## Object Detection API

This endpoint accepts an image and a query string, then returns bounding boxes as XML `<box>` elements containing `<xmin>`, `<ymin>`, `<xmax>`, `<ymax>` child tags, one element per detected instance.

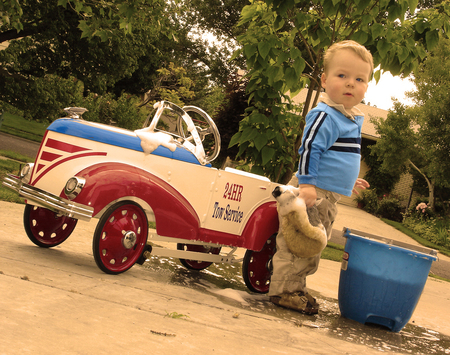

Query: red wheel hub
<box><xmin>95</xmin><ymin>203</ymin><xmax>148</xmax><ymax>274</ymax></box>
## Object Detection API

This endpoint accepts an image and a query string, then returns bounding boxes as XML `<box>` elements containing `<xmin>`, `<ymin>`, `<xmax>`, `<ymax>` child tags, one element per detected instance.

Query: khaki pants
<box><xmin>268</xmin><ymin>188</ymin><xmax>340</xmax><ymax>296</ymax></box>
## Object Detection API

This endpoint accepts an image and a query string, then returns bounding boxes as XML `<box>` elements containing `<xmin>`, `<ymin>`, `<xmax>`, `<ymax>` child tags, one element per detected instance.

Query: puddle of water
<box><xmin>141</xmin><ymin>253</ymin><xmax>450</xmax><ymax>355</ymax></box>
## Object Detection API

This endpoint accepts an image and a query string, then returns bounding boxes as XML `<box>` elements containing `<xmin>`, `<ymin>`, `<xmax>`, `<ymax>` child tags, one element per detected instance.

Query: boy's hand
<box><xmin>352</xmin><ymin>178</ymin><xmax>370</xmax><ymax>194</ymax></box>
<box><xmin>299</xmin><ymin>184</ymin><xmax>317</xmax><ymax>207</ymax></box>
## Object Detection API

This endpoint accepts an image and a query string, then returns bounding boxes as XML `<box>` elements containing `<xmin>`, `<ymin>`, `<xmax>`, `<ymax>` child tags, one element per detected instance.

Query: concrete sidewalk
<box><xmin>1</xmin><ymin>201</ymin><xmax>450</xmax><ymax>354</ymax></box>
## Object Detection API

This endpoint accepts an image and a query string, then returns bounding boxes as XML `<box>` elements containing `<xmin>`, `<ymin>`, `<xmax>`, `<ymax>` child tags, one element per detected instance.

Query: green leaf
<box><xmin>292</xmin><ymin>57</ymin><xmax>305</xmax><ymax>77</ymax></box>
<box><xmin>274</xmin><ymin>16</ymin><xmax>285</xmax><ymax>31</ymax></box>
<box><xmin>276</xmin><ymin>0</ymin><xmax>295</xmax><ymax>16</ymax></box>
<box><xmin>387</xmin><ymin>3</ymin><xmax>402</xmax><ymax>21</ymax></box>
<box><xmin>407</xmin><ymin>0</ymin><xmax>419</xmax><ymax>12</ymax></box>
<box><xmin>371</xmin><ymin>23</ymin><xmax>385</xmax><ymax>39</ymax></box>
<box><xmin>261</xmin><ymin>146</ymin><xmax>275</xmax><ymax>165</ymax></box>
<box><xmin>377</xmin><ymin>40</ymin><xmax>390</xmax><ymax>59</ymax></box>
<box><xmin>78</xmin><ymin>20</ymin><xmax>91</xmax><ymax>38</ymax></box>
<box><xmin>285</xmin><ymin>67</ymin><xmax>297</xmax><ymax>91</ymax></box>
<box><xmin>273</xmin><ymin>79</ymin><xmax>284</xmax><ymax>92</ymax></box>
<box><xmin>246</xmin><ymin>78</ymin><xmax>260</xmax><ymax>95</ymax></box>
<box><xmin>239</xmin><ymin>5</ymin><xmax>257</xmax><ymax>25</ymax></box>
<box><xmin>244</xmin><ymin>44</ymin><xmax>257</xmax><ymax>59</ymax></box>
<box><xmin>397</xmin><ymin>46</ymin><xmax>409</xmax><ymax>64</ymax></box>
<box><xmin>237</xmin><ymin>141</ymin><xmax>249</xmax><ymax>157</ymax></box>
<box><xmin>258</xmin><ymin>41</ymin><xmax>271</xmax><ymax>60</ymax></box>
<box><xmin>277</xmin><ymin>51</ymin><xmax>290</xmax><ymax>66</ymax></box>
<box><xmin>356</xmin><ymin>0</ymin><xmax>372</xmax><ymax>13</ymax></box>
<box><xmin>290</xmin><ymin>47</ymin><xmax>301</xmax><ymax>60</ymax></box>
<box><xmin>425</xmin><ymin>30</ymin><xmax>439</xmax><ymax>51</ymax></box>
<box><xmin>99</xmin><ymin>31</ymin><xmax>109</xmax><ymax>42</ymax></box>
<box><xmin>266</xmin><ymin>89</ymin><xmax>281</xmax><ymax>98</ymax></box>
<box><xmin>241</xmin><ymin>126</ymin><xmax>259</xmax><ymax>142</ymax></box>
<box><xmin>322</xmin><ymin>1</ymin><xmax>337</xmax><ymax>16</ymax></box>
<box><xmin>249</xmin><ymin>113</ymin><xmax>269</xmax><ymax>125</ymax></box>
<box><xmin>352</xmin><ymin>31</ymin><xmax>368</xmax><ymax>44</ymax></box>
<box><xmin>416</xmin><ymin>45</ymin><xmax>427</xmax><ymax>60</ymax></box>
<box><xmin>415</xmin><ymin>20</ymin><xmax>427</xmax><ymax>34</ymax></box>
<box><xmin>230</xmin><ymin>48</ymin><xmax>243</xmax><ymax>61</ymax></box>
<box><xmin>75</xmin><ymin>1</ymin><xmax>84</xmax><ymax>12</ymax></box>
<box><xmin>266</xmin><ymin>65</ymin><xmax>282</xmax><ymax>85</ymax></box>
<box><xmin>373</xmin><ymin>69</ymin><xmax>381</xmax><ymax>83</ymax></box>
<box><xmin>229</xmin><ymin>132</ymin><xmax>242</xmax><ymax>148</ymax></box>
<box><xmin>254</xmin><ymin>133</ymin><xmax>268</xmax><ymax>151</ymax></box>
<box><xmin>250</xmin><ymin>165</ymin><xmax>265</xmax><ymax>176</ymax></box>
<box><xmin>271</xmin><ymin>105</ymin><xmax>282</xmax><ymax>116</ymax></box>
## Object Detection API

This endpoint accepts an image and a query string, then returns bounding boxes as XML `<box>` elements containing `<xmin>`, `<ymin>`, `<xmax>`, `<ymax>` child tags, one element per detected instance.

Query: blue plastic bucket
<box><xmin>338</xmin><ymin>228</ymin><xmax>437</xmax><ymax>332</ymax></box>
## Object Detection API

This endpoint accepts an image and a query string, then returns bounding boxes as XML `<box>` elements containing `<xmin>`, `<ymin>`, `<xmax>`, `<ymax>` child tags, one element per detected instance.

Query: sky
<box><xmin>364</xmin><ymin>70</ymin><xmax>416</xmax><ymax>111</ymax></box>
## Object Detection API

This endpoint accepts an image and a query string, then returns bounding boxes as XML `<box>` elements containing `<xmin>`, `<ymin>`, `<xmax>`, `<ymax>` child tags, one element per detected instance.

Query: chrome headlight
<box><xmin>64</xmin><ymin>176</ymin><xmax>86</xmax><ymax>200</ymax></box>
<box><xmin>20</xmin><ymin>163</ymin><xmax>34</xmax><ymax>184</ymax></box>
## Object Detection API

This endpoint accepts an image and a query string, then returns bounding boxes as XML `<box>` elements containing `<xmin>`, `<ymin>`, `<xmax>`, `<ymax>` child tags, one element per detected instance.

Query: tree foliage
<box><xmin>371</xmin><ymin>37</ymin><xmax>450</xmax><ymax>210</ymax></box>
<box><xmin>213</xmin><ymin>73</ymin><xmax>250</xmax><ymax>168</ymax></box>
<box><xmin>361</xmin><ymin>140</ymin><xmax>401</xmax><ymax>196</ymax></box>
<box><xmin>0</xmin><ymin>0</ymin><xmax>245</xmax><ymax>123</ymax></box>
<box><xmin>0</xmin><ymin>0</ymin><xmax>170</xmax><ymax>114</ymax></box>
<box><xmin>231</xmin><ymin>0</ymin><xmax>450</xmax><ymax>183</ymax></box>
<box><xmin>1</xmin><ymin>0</ymin><xmax>164</xmax><ymax>40</ymax></box>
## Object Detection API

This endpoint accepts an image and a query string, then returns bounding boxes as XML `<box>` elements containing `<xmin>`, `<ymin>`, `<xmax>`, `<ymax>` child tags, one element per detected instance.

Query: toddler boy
<box><xmin>269</xmin><ymin>40</ymin><xmax>373</xmax><ymax>314</ymax></box>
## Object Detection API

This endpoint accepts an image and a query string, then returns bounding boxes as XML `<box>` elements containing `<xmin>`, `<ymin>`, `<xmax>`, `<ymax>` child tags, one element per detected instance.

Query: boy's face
<box><xmin>321</xmin><ymin>49</ymin><xmax>371</xmax><ymax>110</ymax></box>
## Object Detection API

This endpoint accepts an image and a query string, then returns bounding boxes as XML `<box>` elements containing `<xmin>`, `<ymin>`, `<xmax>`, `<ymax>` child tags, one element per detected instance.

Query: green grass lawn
<box><xmin>1</xmin><ymin>111</ymin><xmax>48</xmax><ymax>142</ymax></box>
<box><xmin>0</xmin><ymin>150</ymin><xmax>33</xmax><ymax>204</ymax></box>
<box><xmin>382</xmin><ymin>218</ymin><xmax>450</xmax><ymax>258</ymax></box>
<box><xmin>321</xmin><ymin>241</ymin><xmax>345</xmax><ymax>262</ymax></box>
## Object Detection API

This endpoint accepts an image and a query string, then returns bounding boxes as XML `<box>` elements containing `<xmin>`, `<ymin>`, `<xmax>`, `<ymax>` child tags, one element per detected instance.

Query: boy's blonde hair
<box><xmin>323</xmin><ymin>40</ymin><xmax>374</xmax><ymax>77</ymax></box>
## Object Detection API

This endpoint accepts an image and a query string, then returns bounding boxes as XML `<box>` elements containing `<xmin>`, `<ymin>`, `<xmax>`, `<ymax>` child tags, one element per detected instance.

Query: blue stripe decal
<box><xmin>329</xmin><ymin>137</ymin><xmax>361</xmax><ymax>154</ymax></box>
<box><xmin>335</xmin><ymin>137</ymin><xmax>361</xmax><ymax>144</ymax></box>
<box><xmin>300</xmin><ymin>112</ymin><xmax>327</xmax><ymax>175</ymax></box>
<box><xmin>328</xmin><ymin>145</ymin><xmax>361</xmax><ymax>153</ymax></box>
<box><xmin>47</xmin><ymin>118</ymin><xmax>207</xmax><ymax>165</ymax></box>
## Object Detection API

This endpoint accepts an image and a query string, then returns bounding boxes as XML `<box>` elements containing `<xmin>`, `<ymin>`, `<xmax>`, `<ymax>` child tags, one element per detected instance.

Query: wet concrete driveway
<box><xmin>1</xmin><ymin>200</ymin><xmax>450</xmax><ymax>354</ymax></box>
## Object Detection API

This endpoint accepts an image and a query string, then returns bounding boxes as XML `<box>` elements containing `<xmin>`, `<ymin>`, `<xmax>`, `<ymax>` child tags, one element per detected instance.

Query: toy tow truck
<box><xmin>3</xmin><ymin>101</ymin><xmax>279</xmax><ymax>293</ymax></box>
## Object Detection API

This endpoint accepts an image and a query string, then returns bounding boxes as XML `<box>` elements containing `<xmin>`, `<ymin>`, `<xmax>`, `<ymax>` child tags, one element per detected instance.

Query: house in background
<box><xmin>292</xmin><ymin>89</ymin><xmax>416</xmax><ymax>207</ymax></box>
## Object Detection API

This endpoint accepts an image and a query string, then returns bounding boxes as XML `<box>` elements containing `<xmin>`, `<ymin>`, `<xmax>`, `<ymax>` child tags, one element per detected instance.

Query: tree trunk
<box><xmin>408</xmin><ymin>159</ymin><xmax>435</xmax><ymax>211</ymax></box>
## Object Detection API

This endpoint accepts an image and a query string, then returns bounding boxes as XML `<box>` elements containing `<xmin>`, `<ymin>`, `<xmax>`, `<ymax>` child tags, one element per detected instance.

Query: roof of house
<box><xmin>292</xmin><ymin>88</ymin><xmax>388</xmax><ymax>140</ymax></box>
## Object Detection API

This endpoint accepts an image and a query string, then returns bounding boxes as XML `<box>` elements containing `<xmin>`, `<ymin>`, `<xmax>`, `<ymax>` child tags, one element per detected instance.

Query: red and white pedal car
<box><xmin>3</xmin><ymin>101</ymin><xmax>279</xmax><ymax>293</ymax></box>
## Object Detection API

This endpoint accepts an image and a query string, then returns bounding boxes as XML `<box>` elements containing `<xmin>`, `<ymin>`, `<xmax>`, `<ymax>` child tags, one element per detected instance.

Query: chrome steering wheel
<box><xmin>177</xmin><ymin>105</ymin><xmax>221</xmax><ymax>164</ymax></box>
<box><xmin>149</xmin><ymin>101</ymin><xmax>220</xmax><ymax>165</ymax></box>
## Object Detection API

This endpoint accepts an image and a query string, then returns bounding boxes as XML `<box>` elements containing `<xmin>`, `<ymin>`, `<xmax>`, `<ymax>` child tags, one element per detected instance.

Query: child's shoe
<box><xmin>270</xmin><ymin>291</ymin><xmax>319</xmax><ymax>315</ymax></box>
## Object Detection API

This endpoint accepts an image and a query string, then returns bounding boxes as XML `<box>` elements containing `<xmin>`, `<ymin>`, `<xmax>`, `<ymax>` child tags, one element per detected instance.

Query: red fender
<box><xmin>194</xmin><ymin>202</ymin><xmax>279</xmax><ymax>250</ymax></box>
<box><xmin>65</xmin><ymin>162</ymin><xmax>200</xmax><ymax>240</ymax></box>
<box><xmin>240</xmin><ymin>202</ymin><xmax>279</xmax><ymax>251</ymax></box>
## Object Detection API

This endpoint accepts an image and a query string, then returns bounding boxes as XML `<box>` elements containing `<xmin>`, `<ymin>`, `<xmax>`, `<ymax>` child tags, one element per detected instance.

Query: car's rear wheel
<box><xmin>93</xmin><ymin>201</ymin><xmax>148</xmax><ymax>274</ymax></box>
<box><xmin>23</xmin><ymin>204</ymin><xmax>78</xmax><ymax>248</ymax></box>
<box><xmin>242</xmin><ymin>234</ymin><xmax>277</xmax><ymax>293</ymax></box>
<box><xmin>177</xmin><ymin>243</ymin><xmax>221</xmax><ymax>270</ymax></box>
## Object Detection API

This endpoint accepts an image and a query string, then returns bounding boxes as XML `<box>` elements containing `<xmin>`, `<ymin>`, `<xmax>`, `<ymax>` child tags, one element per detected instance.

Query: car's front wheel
<box><xmin>23</xmin><ymin>204</ymin><xmax>78</xmax><ymax>248</ymax></box>
<box><xmin>93</xmin><ymin>201</ymin><xmax>148</xmax><ymax>274</ymax></box>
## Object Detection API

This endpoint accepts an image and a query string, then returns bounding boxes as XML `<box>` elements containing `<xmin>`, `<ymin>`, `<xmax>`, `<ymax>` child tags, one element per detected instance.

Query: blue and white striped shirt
<box><xmin>296</xmin><ymin>101</ymin><xmax>364</xmax><ymax>196</ymax></box>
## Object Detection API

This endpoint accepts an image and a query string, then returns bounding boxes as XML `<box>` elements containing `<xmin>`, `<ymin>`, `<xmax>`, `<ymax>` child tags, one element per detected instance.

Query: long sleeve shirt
<box><xmin>296</xmin><ymin>93</ymin><xmax>364</xmax><ymax>196</ymax></box>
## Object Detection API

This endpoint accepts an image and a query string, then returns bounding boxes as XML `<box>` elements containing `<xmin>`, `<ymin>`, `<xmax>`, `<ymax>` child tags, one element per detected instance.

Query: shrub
<box><xmin>355</xmin><ymin>189</ymin><xmax>403</xmax><ymax>221</ymax></box>
<box><xmin>407</xmin><ymin>199</ymin><xmax>434</xmax><ymax>221</ymax></box>
<box><xmin>436</xmin><ymin>225</ymin><xmax>450</xmax><ymax>247</ymax></box>
<box><xmin>81</xmin><ymin>93</ymin><xmax>148</xmax><ymax>130</ymax></box>
<box><xmin>357</xmin><ymin>188</ymin><xmax>379</xmax><ymax>214</ymax></box>
<box><xmin>377</xmin><ymin>195</ymin><xmax>403</xmax><ymax>221</ymax></box>
<box><xmin>403</xmin><ymin>216</ymin><xmax>450</xmax><ymax>248</ymax></box>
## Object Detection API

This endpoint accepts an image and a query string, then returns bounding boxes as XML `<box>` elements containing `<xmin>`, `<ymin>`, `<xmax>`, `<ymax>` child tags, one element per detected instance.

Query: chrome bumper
<box><xmin>2</xmin><ymin>174</ymin><xmax>93</xmax><ymax>221</ymax></box>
